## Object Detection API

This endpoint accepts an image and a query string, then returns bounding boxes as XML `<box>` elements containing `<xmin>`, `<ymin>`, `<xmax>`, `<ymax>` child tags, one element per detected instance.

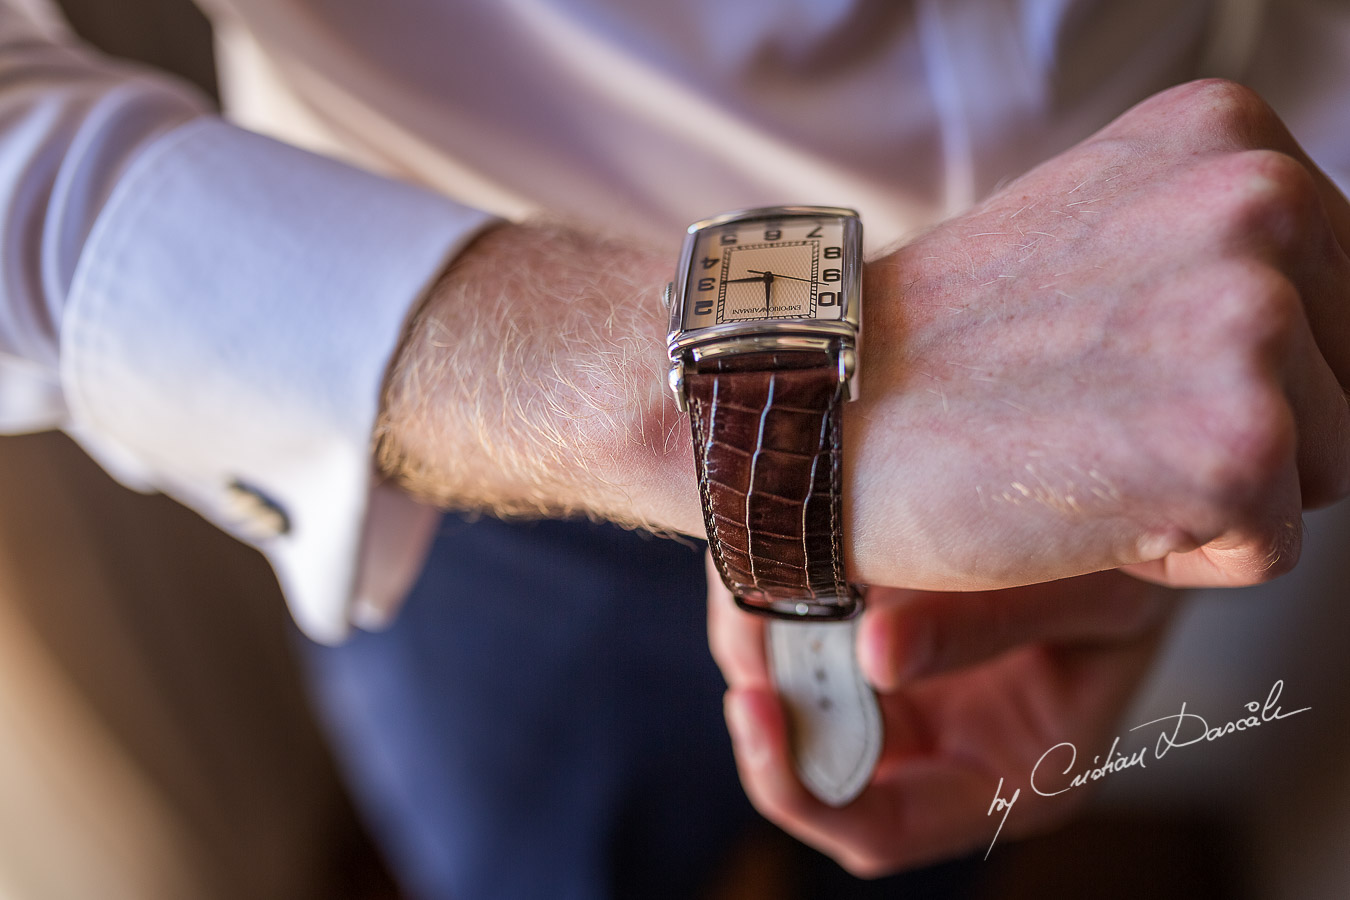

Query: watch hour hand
<box><xmin>725</xmin><ymin>274</ymin><xmax>768</xmax><ymax>284</ymax></box>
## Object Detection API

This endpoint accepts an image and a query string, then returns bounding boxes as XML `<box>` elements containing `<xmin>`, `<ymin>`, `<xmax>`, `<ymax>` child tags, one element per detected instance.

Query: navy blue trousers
<box><xmin>299</xmin><ymin>515</ymin><xmax>981</xmax><ymax>899</ymax></box>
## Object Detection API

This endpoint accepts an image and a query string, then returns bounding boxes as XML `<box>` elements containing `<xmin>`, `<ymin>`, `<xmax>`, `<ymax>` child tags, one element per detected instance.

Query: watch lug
<box><xmin>667</xmin><ymin>360</ymin><xmax>688</xmax><ymax>412</ymax></box>
<box><xmin>839</xmin><ymin>345</ymin><xmax>859</xmax><ymax>401</ymax></box>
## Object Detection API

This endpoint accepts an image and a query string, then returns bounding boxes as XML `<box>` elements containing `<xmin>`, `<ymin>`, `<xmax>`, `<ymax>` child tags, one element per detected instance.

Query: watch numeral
<box><xmin>694</xmin><ymin>299</ymin><xmax>714</xmax><ymax>316</ymax></box>
<box><xmin>720</xmin><ymin>233</ymin><xmax>737</xmax><ymax>245</ymax></box>
<box><xmin>806</xmin><ymin>225</ymin><xmax>823</xmax><ymax>238</ymax></box>
<box><xmin>701</xmin><ymin>256</ymin><xmax>719</xmax><ymax>269</ymax></box>
<box><xmin>822</xmin><ymin>268</ymin><xmax>841</xmax><ymax>282</ymax></box>
<box><xmin>764</xmin><ymin>228</ymin><xmax>782</xmax><ymax>241</ymax></box>
<box><xmin>698</xmin><ymin>277</ymin><xmax>716</xmax><ymax>291</ymax></box>
<box><xmin>823</xmin><ymin>246</ymin><xmax>842</xmax><ymax>259</ymax></box>
<box><xmin>817</xmin><ymin>291</ymin><xmax>839</xmax><ymax>307</ymax></box>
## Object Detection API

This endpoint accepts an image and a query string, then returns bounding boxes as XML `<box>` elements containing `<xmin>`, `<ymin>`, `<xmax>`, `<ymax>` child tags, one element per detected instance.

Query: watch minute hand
<box><xmin>748</xmin><ymin>269</ymin><xmax>815</xmax><ymax>284</ymax></box>
<box><xmin>725</xmin><ymin>274</ymin><xmax>768</xmax><ymax>284</ymax></box>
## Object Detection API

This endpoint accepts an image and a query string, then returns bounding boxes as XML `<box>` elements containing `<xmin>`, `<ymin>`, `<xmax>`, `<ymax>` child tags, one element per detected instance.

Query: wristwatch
<box><xmin>664</xmin><ymin>206</ymin><xmax>864</xmax><ymax>619</ymax></box>
<box><xmin>664</xmin><ymin>206</ymin><xmax>881</xmax><ymax>805</ymax></box>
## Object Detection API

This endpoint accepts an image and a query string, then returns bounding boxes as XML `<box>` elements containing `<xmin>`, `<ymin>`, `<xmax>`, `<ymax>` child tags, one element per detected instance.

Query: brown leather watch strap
<box><xmin>686</xmin><ymin>351</ymin><xmax>861</xmax><ymax>619</ymax></box>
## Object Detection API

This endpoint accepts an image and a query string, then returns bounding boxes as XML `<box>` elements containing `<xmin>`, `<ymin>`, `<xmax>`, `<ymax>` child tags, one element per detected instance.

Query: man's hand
<box><xmin>846</xmin><ymin>78</ymin><xmax>1350</xmax><ymax>591</ymax></box>
<box><xmin>708</xmin><ymin>560</ymin><xmax>1177</xmax><ymax>876</ymax></box>
<box><xmin>378</xmin><ymin>79</ymin><xmax>1350</xmax><ymax>591</ymax></box>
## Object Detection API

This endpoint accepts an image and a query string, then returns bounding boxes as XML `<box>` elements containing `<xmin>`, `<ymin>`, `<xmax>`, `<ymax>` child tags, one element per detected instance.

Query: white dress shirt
<box><xmin>1</xmin><ymin>0</ymin><xmax>1347</xmax><ymax>642</ymax></box>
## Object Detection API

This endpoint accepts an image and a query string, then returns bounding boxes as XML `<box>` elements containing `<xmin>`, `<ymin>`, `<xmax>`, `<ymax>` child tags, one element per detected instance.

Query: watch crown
<box><xmin>661</xmin><ymin>281</ymin><xmax>674</xmax><ymax>310</ymax></box>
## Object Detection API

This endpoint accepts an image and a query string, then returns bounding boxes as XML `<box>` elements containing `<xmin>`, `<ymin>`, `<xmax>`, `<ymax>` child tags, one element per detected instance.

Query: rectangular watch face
<box><xmin>680</xmin><ymin>211</ymin><xmax>855</xmax><ymax>331</ymax></box>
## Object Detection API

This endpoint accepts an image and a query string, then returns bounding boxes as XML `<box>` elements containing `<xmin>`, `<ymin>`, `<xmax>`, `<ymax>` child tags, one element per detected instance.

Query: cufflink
<box><xmin>224</xmin><ymin>478</ymin><xmax>291</xmax><ymax>540</ymax></box>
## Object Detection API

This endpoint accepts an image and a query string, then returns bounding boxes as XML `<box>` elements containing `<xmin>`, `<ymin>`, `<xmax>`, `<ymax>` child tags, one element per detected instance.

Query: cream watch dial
<box><xmin>680</xmin><ymin>214</ymin><xmax>849</xmax><ymax>329</ymax></box>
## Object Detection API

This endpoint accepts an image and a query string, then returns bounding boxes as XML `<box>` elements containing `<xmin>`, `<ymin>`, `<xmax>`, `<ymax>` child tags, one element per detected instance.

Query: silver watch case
<box><xmin>664</xmin><ymin>206</ymin><xmax>863</xmax><ymax>411</ymax></box>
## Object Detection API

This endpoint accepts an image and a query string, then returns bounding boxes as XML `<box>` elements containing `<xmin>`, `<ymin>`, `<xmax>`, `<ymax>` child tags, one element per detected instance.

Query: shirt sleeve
<box><xmin>0</xmin><ymin>2</ymin><xmax>497</xmax><ymax>642</ymax></box>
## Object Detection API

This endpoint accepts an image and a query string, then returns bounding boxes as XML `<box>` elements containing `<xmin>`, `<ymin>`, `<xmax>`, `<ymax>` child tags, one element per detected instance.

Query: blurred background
<box><xmin>2</xmin><ymin>1</ymin><xmax>1347</xmax><ymax>898</ymax></box>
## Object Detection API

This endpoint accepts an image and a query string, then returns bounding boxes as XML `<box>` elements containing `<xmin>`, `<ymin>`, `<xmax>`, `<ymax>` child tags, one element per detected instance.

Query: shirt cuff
<box><xmin>61</xmin><ymin>117</ymin><xmax>495</xmax><ymax>643</ymax></box>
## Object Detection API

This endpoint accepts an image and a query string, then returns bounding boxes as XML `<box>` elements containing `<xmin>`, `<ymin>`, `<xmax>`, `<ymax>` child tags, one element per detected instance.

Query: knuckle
<box><xmin>1208</xmin><ymin>150</ymin><xmax>1321</xmax><ymax>249</ymax></box>
<box><xmin>1174</xmin><ymin>78</ymin><xmax>1277</xmax><ymax>139</ymax></box>
<box><xmin>1136</xmin><ymin>524</ymin><xmax>1202</xmax><ymax>562</ymax></box>
<box><xmin>1208</xmin><ymin>263</ymin><xmax>1302</xmax><ymax>354</ymax></box>
<box><xmin>1193</xmin><ymin>382</ymin><xmax>1295</xmax><ymax>511</ymax></box>
<box><xmin>1149</xmin><ymin>266</ymin><xmax>1302</xmax><ymax>551</ymax></box>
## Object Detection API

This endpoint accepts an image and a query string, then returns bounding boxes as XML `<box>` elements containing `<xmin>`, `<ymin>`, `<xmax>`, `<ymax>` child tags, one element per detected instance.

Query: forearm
<box><xmin>379</xmin><ymin>81</ymin><xmax>1350</xmax><ymax>598</ymax></box>
<box><xmin>377</xmin><ymin>222</ymin><xmax>704</xmax><ymax>534</ymax></box>
<box><xmin>0</xmin><ymin>0</ymin><xmax>504</xmax><ymax>640</ymax></box>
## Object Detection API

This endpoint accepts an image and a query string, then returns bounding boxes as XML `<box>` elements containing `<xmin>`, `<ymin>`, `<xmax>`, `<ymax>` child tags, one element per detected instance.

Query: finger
<box><xmin>727</xmin><ymin>685</ymin><xmax>1050</xmax><ymax>875</ymax></box>
<box><xmin>873</xmin><ymin>620</ymin><xmax>1173</xmax><ymax>869</ymax></box>
<box><xmin>1103</xmin><ymin>81</ymin><xmax>1350</xmax><ymax>243</ymax></box>
<box><xmin>1256</xmin><ymin>105</ymin><xmax>1350</xmax><ymax>268</ymax></box>
<box><xmin>705</xmin><ymin>550</ymin><xmax>769</xmax><ymax>688</ymax></box>
<box><xmin>724</xmin><ymin>687</ymin><xmax>835</xmax><ymax>825</ymax></box>
<box><xmin>729</xmin><ymin>594</ymin><xmax>1175</xmax><ymax>876</ymax></box>
<box><xmin>1242</xmin><ymin>143</ymin><xmax>1350</xmax><ymax>390</ymax></box>
<box><xmin>1123</xmin><ymin>334</ymin><xmax>1309</xmax><ymax>589</ymax></box>
<box><xmin>1226</xmin><ymin>130</ymin><xmax>1350</xmax><ymax>508</ymax></box>
<box><xmin>1121</xmin><ymin>454</ymin><xmax>1303</xmax><ymax>588</ymax></box>
<box><xmin>1174</xmin><ymin>256</ymin><xmax>1350</xmax><ymax>513</ymax></box>
<box><xmin>856</xmin><ymin>574</ymin><xmax>1176</xmax><ymax>691</ymax></box>
<box><xmin>837</xmin><ymin>761</ymin><xmax>1005</xmax><ymax>875</ymax></box>
<box><xmin>1198</xmin><ymin>83</ymin><xmax>1350</xmax><ymax>382</ymax></box>
<box><xmin>1121</xmin><ymin>510</ymin><xmax>1303</xmax><ymax>588</ymax></box>
<box><xmin>1169</xmin><ymin>184</ymin><xmax>1350</xmax><ymax>510</ymax></box>
<box><xmin>718</xmin><ymin>685</ymin><xmax>939</xmax><ymax>874</ymax></box>
<box><xmin>1283</xmin><ymin>307</ymin><xmax>1350</xmax><ymax>507</ymax></box>
<box><xmin>1101</xmin><ymin>81</ymin><xmax>1350</xmax><ymax>386</ymax></box>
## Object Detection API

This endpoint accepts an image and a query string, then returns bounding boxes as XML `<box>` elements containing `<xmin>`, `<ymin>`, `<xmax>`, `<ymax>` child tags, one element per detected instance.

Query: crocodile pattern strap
<box><xmin>686</xmin><ymin>352</ymin><xmax>861</xmax><ymax>619</ymax></box>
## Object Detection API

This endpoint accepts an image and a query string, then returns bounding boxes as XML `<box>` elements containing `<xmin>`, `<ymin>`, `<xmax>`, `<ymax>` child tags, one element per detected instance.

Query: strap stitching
<box><xmin>691</xmin><ymin>390</ymin><xmax>736</xmax><ymax>593</ymax></box>
<box><xmin>829</xmin><ymin>407</ymin><xmax>846</xmax><ymax>598</ymax></box>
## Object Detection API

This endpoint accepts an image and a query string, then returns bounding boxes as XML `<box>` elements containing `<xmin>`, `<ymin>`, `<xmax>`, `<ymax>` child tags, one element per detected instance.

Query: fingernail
<box><xmin>725</xmin><ymin>693</ymin><xmax>769</xmax><ymax>767</ymax></box>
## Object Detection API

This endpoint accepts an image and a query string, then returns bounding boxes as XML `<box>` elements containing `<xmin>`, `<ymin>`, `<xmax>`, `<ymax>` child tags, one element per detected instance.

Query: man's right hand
<box><xmin>843</xmin><ymin>78</ymin><xmax>1350</xmax><ymax>592</ymax></box>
